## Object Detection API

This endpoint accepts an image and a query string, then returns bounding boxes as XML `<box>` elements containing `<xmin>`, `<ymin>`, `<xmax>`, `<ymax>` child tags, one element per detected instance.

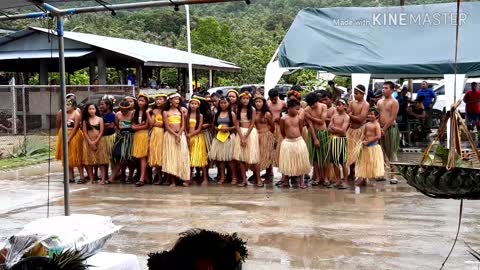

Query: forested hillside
<box><xmin>0</xmin><ymin>0</ymin><xmax>457</xmax><ymax>86</ymax></box>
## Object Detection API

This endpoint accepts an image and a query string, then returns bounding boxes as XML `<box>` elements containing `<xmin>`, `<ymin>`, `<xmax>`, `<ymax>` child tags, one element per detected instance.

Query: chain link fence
<box><xmin>0</xmin><ymin>82</ymin><xmax>136</xmax><ymax>159</ymax></box>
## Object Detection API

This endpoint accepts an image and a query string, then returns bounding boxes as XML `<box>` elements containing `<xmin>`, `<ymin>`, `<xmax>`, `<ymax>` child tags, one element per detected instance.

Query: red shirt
<box><xmin>465</xmin><ymin>90</ymin><xmax>480</xmax><ymax>113</ymax></box>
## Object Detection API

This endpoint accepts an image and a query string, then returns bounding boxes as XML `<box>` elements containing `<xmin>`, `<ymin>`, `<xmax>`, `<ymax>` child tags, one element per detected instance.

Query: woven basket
<box><xmin>393</xmin><ymin>100</ymin><xmax>480</xmax><ymax>200</ymax></box>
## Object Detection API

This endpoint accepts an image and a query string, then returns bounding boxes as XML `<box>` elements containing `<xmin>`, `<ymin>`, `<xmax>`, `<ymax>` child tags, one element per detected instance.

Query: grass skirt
<box><xmin>330</xmin><ymin>136</ymin><xmax>348</xmax><ymax>165</ymax></box>
<box><xmin>112</xmin><ymin>129</ymin><xmax>134</xmax><ymax>162</ymax></box>
<box><xmin>302</xmin><ymin>126</ymin><xmax>308</xmax><ymax>143</ymax></box>
<box><xmin>190</xmin><ymin>133</ymin><xmax>208</xmax><ymax>167</ymax></box>
<box><xmin>55</xmin><ymin>129</ymin><xmax>83</xmax><ymax>168</ymax></box>
<box><xmin>233</xmin><ymin>127</ymin><xmax>259</xmax><ymax>164</ymax></box>
<box><xmin>202</xmin><ymin>129</ymin><xmax>213</xmax><ymax>153</ymax></box>
<box><xmin>209</xmin><ymin>134</ymin><xmax>234</xmax><ymax>162</ymax></box>
<box><xmin>133</xmin><ymin>130</ymin><xmax>149</xmax><ymax>158</ymax></box>
<box><xmin>82</xmin><ymin>136</ymin><xmax>108</xmax><ymax>166</ymax></box>
<box><xmin>101</xmin><ymin>134</ymin><xmax>116</xmax><ymax>164</ymax></box>
<box><xmin>273</xmin><ymin>123</ymin><xmax>283</xmax><ymax>167</ymax></box>
<box><xmin>278</xmin><ymin>137</ymin><xmax>311</xmax><ymax>176</ymax></box>
<box><xmin>163</xmin><ymin>131</ymin><xmax>191</xmax><ymax>180</ymax></box>
<box><xmin>307</xmin><ymin>130</ymin><xmax>330</xmax><ymax>168</ymax></box>
<box><xmin>356</xmin><ymin>144</ymin><xmax>385</xmax><ymax>178</ymax></box>
<box><xmin>346</xmin><ymin>127</ymin><xmax>364</xmax><ymax>166</ymax></box>
<box><xmin>258</xmin><ymin>130</ymin><xmax>275</xmax><ymax>171</ymax></box>
<box><xmin>149</xmin><ymin>127</ymin><xmax>164</xmax><ymax>167</ymax></box>
<box><xmin>380</xmin><ymin>124</ymin><xmax>400</xmax><ymax>162</ymax></box>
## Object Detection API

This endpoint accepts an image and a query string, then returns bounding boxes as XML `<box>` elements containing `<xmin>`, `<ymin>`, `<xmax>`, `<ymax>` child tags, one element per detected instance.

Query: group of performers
<box><xmin>55</xmin><ymin>82</ymin><xmax>400</xmax><ymax>189</ymax></box>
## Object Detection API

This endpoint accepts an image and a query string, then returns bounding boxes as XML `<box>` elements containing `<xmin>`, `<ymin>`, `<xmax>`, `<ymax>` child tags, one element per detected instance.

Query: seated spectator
<box><xmin>408</xmin><ymin>97</ymin><xmax>426</xmax><ymax>121</ymax></box>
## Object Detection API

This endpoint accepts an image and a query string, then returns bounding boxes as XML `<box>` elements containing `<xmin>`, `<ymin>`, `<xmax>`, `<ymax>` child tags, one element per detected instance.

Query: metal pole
<box><xmin>0</xmin><ymin>0</ymin><xmax>248</xmax><ymax>21</ymax></box>
<box><xmin>209</xmin><ymin>69</ymin><xmax>213</xmax><ymax>88</ymax></box>
<box><xmin>57</xmin><ymin>16</ymin><xmax>70</xmax><ymax>216</ymax></box>
<box><xmin>22</xmin><ymin>86</ymin><xmax>27</xmax><ymax>153</ymax></box>
<box><xmin>186</xmin><ymin>5</ymin><xmax>193</xmax><ymax>99</ymax></box>
<box><xmin>9</xmin><ymin>77</ymin><xmax>17</xmax><ymax>135</ymax></box>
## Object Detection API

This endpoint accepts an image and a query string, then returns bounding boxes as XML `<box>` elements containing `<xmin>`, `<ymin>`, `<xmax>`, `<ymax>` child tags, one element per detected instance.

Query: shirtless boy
<box><xmin>304</xmin><ymin>92</ymin><xmax>329</xmax><ymax>185</ymax></box>
<box><xmin>356</xmin><ymin>107</ymin><xmax>384</xmax><ymax>186</ymax></box>
<box><xmin>346</xmin><ymin>85</ymin><xmax>369</xmax><ymax>180</ymax></box>
<box><xmin>328</xmin><ymin>99</ymin><xmax>350</xmax><ymax>189</ymax></box>
<box><xmin>279</xmin><ymin>99</ymin><xmax>311</xmax><ymax>189</ymax></box>
<box><xmin>267</xmin><ymin>88</ymin><xmax>287</xmax><ymax>176</ymax></box>
<box><xmin>378</xmin><ymin>81</ymin><xmax>400</xmax><ymax>184</ymax></box>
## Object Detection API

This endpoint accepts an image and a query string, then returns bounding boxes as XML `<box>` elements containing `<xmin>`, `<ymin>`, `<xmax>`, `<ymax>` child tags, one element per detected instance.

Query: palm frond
<box><xmin>51</xmin><ymin>249</ymin><xmax>93</xmax><ymax>270</ymax></box>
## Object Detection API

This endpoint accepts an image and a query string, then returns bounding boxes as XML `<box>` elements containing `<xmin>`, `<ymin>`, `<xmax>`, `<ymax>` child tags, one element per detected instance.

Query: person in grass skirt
<box><xmin>109</xmin><ymin>100</ymin><xmax>135</xmax><ymax>184</ymax></box>
<box><xmin>82</xmin><ymin>103</ymin><xmax>107</xmax><ymax>184</ymax></box>
<box><xmin>187</xmin><ymin>97</ymin><xmax>209</xmax><ymax>185</ymax></box>
<box><xmin>162</xmin><ymin>93</ymin><xmax>191</xmax><ymax>186</ymax></box>
<box><xmin>148</xmin><ymin>93</ymin><xmax>168</xmax><ymax>185</ymax></box>
<box><xmin>132</xmin><ymin>93</ymin><xmax>150</xmax><ymax>187</ymax></box>
<box><xmin>55</xmin><ymin>99</ymin><xmax>85</xmax><ymax>183</ymax></box>
<box><xmin>209</xmin><ymin>96</ymin><xmax>237</xmax><ymax>185</ymax></box>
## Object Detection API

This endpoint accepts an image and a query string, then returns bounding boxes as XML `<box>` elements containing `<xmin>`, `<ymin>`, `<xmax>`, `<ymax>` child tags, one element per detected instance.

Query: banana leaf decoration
<box><xmin>393</xmin><ymin>100</ymin><xmax>480</xmax><ymax>200</ymax></box>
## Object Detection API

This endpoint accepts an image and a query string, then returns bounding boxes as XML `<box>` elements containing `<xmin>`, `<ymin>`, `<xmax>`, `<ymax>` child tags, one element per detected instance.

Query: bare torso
<box><xmin>349</xmin><ymin>100</ymin><xmax>369</xmax><ymax>129</ymax></box>
<box><xmin>364</xmin><ymin>120</ymin><xmax>380</xmax><ymax>144</ymax></box>
<box><xmin>329</xmin><ymin>113</ymin><xmax>350</xmax><ymax>136</ymax></box>
<box><xmin>268</xmin><ymin>100</ymin><xmax>286</xmax><ymax>125</ymax></box>
<box><xmin>281</xmin><ymin>114</ymin><xmax>302</xmax><ymax>139</ymax></box>
<box><xmin>306</xmin><ymin>103</ymin><xmax>327</xmax><ymax>131</ymax></box>
<box><xmin>326</xmin><ymin>106</ymin><xmax>337</xmax><ymax>127</ymax></box>
<box><xmin>239</xmin><ymin>108</ymin><xmax>253</xmax><ymax>129</ymax></box>
<box><xmin>378</xmin><ymin>97</ymin><xmax>399</xmax><ymax>128</ymax></box>
<box><xmin>255</xmin><ymin>111</ymin><xmax>272</xmax><ymax>133</ymax></box>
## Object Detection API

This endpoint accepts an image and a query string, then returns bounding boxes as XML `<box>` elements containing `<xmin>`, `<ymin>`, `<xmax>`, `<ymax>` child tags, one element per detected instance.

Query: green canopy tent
<box><xmin>277</xmin><ymin>2</ymin><xmax>480</xmax><ymax>78</ymax></box>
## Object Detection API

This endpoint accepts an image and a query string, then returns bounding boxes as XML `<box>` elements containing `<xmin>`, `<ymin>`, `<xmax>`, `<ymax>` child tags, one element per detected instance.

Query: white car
<box><xmin>402</xmin><ymin>79</ymin><xmax>443</xmax><ymax>100</ymax></box>
<box><xmin>431</xmin><ymin>84</ymin><xmax>466</xmax><ymax>114</ymax></box>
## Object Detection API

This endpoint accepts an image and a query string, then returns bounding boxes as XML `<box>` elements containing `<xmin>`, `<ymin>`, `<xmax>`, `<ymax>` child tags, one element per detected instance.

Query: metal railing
<box><xmin>0</xmin><ymin>82</ymin><xmax>136</xmax><ymax>159</ymax></box>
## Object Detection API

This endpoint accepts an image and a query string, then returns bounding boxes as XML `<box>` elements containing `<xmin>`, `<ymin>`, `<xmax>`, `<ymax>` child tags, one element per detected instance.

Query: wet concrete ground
<box><xmin>2</xmin><ymin>156</ymin><xmax>480</xmax><ymax>270</ymax></box>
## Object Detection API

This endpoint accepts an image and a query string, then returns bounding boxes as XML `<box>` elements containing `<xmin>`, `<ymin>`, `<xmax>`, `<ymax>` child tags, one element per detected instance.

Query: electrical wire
<box><xmin>439</xmin><ymin>199</ymin><xmax>464</xmax><ymax>270</ymax></box>
<box><xmin>439</xmin><ymin>1</ymin><xmax>463</xmax><ymax>268</ymax></box>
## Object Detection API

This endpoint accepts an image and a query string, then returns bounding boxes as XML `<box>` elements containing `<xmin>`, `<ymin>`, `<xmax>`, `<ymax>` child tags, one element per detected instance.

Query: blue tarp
<box><xmin>278</xmin><ymin>2</ymin><xmax>480</xmax><ymax>78</ymax></box>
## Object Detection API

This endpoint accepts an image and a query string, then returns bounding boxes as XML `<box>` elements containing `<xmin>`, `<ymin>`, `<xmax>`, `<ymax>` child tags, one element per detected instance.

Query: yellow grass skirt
<box><xmin>233</xmin><ymin>127</ymin><xmax>259</xmax><ymax>164</ymax></box>
<box><xmin>133</xmin><ymin>130</ymin><xmax>149</xmax><ymax>158</ymax></box>
<box><xmin>55</xmin><ymin>129</ymin><xmax>83</xmax><ymax>168</ymax></box>
<box><xmin>346</xmin><ymin>126</ymin><xmax>364</xmax><ymax>166</ymax></box>
<box><xmin>82</xmin><ymin>135</ymin><xmax>108</xmax><ymax>166</ymax></box>
<box><xmin>163</xmin><ymin>131</ymin><xmax>191</xmax><ymax>181</ymax></box>
<box><xmin>101</xmin><ymin>133</ymin><xmax>116</xmax><ymax>164</ymax></box>
<box><xmin>356</xmin><ymin>144</ymin><xmax>385</xmax><ymax>179</ymax></box>
<box><xmin>279</xmin><ymin>137</ymin><xmax>311</xmax><ymax>176</ymax></box>
<box><xmin>208</xmin><ymin>134</ymin><xmax>234</xmax><ymax>162</ymax></box>
<box><xmin>149</xmin><ymin>127</ymin><xmax>164</xmax><ymax>167</ymax></box>
<box><xmin>190</xmin><ymin>133</ymin><xmax>208</xmax><ymax>167</ymax></box>
<box><xmin>258</xmin><ymin>130</ymin><xmax>275</xmax><ymax>171</ymax></box>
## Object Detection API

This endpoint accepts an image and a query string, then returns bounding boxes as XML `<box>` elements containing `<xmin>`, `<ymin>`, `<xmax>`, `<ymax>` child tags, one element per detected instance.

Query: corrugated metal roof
<box><xmin>31</xmin><ymin>27</ymin><xmax>240</xmax><ymax>72</ymax></box>
<box><xmin>0</xmin><ymin>49</ymin><xmax>92</xmax><ymax>60</ymax></box>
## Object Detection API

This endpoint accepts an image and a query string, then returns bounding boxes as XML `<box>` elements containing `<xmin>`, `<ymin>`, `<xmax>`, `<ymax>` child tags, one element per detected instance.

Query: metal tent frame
<box><xmin>0</xmin><ymin>0</ymin><xmax>250</xmax><ymax>216</ymax></box>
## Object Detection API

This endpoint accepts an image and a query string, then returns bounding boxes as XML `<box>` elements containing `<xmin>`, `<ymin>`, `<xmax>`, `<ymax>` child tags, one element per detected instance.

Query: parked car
<box><xmin>207</xmin><ymin>86</ymin><xmax>238</xmax><ymax>96</ymax></box>
<box><xmin>78</xmin><ymin>94</ymin><xmax>126</xmax><ymax>112</ymax></box>
<box><xmin>272</xmin><ymin>84</ymin><xmax>292</xmax><ymax>100</ymax></box>
<box><xmin>402</xmin><ymin>79</ymin><xmax>442</xmax><ymax>100</ymax></box>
